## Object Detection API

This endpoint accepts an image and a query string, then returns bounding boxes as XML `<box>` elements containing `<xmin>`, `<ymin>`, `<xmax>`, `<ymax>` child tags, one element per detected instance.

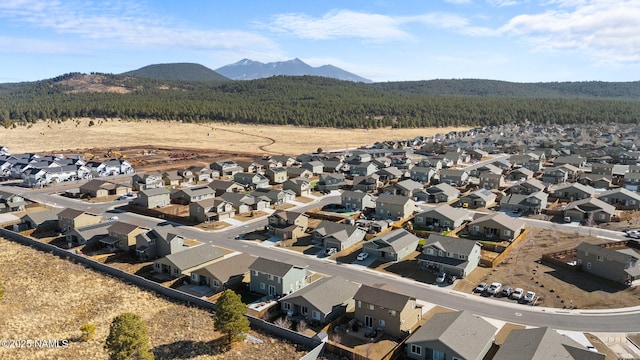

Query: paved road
<box><xmin>3</xmin><ymin>182</ymin><xmax>640</xmax><ymax>332</ymax></box>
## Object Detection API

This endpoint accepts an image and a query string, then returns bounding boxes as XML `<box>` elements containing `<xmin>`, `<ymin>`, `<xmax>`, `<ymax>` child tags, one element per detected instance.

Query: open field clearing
<box><xmin>0</xmin><ymin>238</ymin><xmax>311</xmax><ymax>360</ymax></box>
<box><xmin>0</xmin><ymin>118</ymin><xmax>469</xmax><ymax>155</ymax></box>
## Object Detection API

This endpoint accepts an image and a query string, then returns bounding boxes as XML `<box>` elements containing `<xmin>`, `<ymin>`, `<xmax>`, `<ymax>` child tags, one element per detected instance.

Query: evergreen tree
<box><xmin>105</xmin><ymin>313</ymin><xmax>154</xmax><ymax>360</ymax></box>
<box><xmin>213</xmin><ymin>289</ymin><xmax>250</xmax><ymax>345</ymax></box>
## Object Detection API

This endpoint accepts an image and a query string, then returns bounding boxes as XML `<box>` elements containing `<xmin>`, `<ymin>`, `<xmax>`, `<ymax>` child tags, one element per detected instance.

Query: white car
<box><xmin>357</xmin><ymin>252</ymin><xmax>369</xmax><ymax>261</ymax></box>
<box><xmin>626</xmin><ymin>230</ymin><xmax>640</xmax><ymax>239</ymax></box>
<box><xmin>487</xmin><ymin>282</ymin><xmax>502</xmax><ymax>295</ymax></box>
<box><xmin>524</xmin><ymin>291</ymin><xmax>536</xmax><ymax>303</ymax></box>
<box><xmin>510</xmin><ymin>288</ymin><xmax>524</xmax><ymax>300</ymax></box>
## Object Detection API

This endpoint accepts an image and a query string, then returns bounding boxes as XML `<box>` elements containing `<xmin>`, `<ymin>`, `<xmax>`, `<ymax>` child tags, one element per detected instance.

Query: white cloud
<box><xmin>500</xmin><ymin>0</ymin><xmax>640</xmax><ymax>63</ymax></box>
<box><xmin>0</xmin><ymin>0</ymin><xmax>279</xmax><ymax>53</ymax></box>
<box><xmin>487</xmin><ymin>0</ymin><xmax>520</xmax><ymax>7</ymax></box>
<box><xmin>267</xmin><ymin>9</ymin><xmax>495</xmax><ymax>42</ymax></box>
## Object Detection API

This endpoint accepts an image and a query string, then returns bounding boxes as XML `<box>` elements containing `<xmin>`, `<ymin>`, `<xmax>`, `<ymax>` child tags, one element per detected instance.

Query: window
<box><xmin>472</xmin><ymin>225</ymin><xmax>480</xmax><ymax>232</ymax></box>
<box><xmin>312</xmin><ymin>310</ymin><xmax>321</xmax><ymax>320</ymax></box>
<box><xmin>503</xmin><ymin>229</ymin><xmax>511</xmax><ymax>236</ymax></box>
<box><xmin>268</xmin><ymin>274</ymin><xmax>274</xmax><ymax>280</ymax></box>
<box><xmin>213</xmin><ymin>280</ymin><xmax>220</xmax><ymax>288</ymax></box>
<box><xmin>426</xmin><ymin>248</ymin><xmax>433</xmax><ymax>255</ymax></box>
<box><xmin>446</xmin><ymin>252</ymin><xmax>452</xmax><ymax>257</ymax></box>
<box><xmin>252</xmin><ymin>270</ymin><xmax>258</xmax><ymax>276</ymax></box>
<box><xmin>587</xmin><ymin>262</ymin><xmax>592</xmax><ymax>270</ymax></box>
<box><xmin>388</xmin><ymin>309</ymin><xmax>396</xmax><ymax>316</ymax></box>
<box><xmin>260</xmin><ymin>282</ymin><xmax>265</xmax><ymax>290</ymax></box>
<box><xmin>379</xmin><ymin>319</ymin><xmax>385</xmax><ymax>327</ymax></box>
<box><xmin>598</xmin><ymin>213</ymin><xmax>606</xmax><ymax>220</ymax></box>
<box><xmin>154</xmin><ymin>263</ymin><xmax>160</xmax><ymax>269</ymax></box>
<box><xmin>458</xmin><ymin>254</ymin><xmax>466</xmax><ymax>260</ymax></box>
<box><xmin>597</xmin><ymin>255</ymin><xmax>603</xmax><ymax>262</ymax></box>
<box><xmin>277</xmin><ymin>276</ymin><xmax>281</xmax><ymax>283</ymax></box>
<box><xmin>368</xmin><ymin>304</ymin><xmax>375</xmax><ymax>310</ymax></box>
<box><xmin>301</xmin><ymin>306</ymin><xmax>308</xmax><ymax>315</ymax></box>
<box><xmin>191</xmin><ymin>273</ymin><xmax>198</xmax><ymax>282</ymax></box>
<box><xmin>416</xmin><ymin>217</ymin><xmax>423</xmax><ymax>223</ymax></box>
<box><xmin>283</xmin><ymin>302</ymin><xmax>291</xmax><ymax>310</ymax></box>
<box><xmin>433</xmin><ymin>350</ymin><xmax>445</xmax><ymax>360</ymax></box>
<box><xmin>410</xmin><ymin>344</ymin><xmax>422</xmax><ymax>355</ymax></box>
<box><xmin>357</xmin><ymin>300</ymin><xmax>362</xmax><ymax>308</ymax></box>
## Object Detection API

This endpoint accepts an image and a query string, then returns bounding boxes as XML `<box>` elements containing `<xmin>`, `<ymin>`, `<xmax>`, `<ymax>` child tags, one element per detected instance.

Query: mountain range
<box><xmin>214</xmin><ymin>58</ymin><xmax>372</xmax><ymax>83</ymax></box>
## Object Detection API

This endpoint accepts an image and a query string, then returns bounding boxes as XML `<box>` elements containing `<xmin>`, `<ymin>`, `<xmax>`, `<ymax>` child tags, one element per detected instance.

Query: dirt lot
<box><xmin>0</xmin><ymin>238</ymin><xmax>315</xmax><ymax>360</ymax></box>
<box><xmin>455</xmin><ymin>228</ymin><xmax>640</xmax><ymax>309</ymax></box>
<box><xmin>0</xmin><ymin>118</ymin><xmax>469</xmax><ymax>156</ymax></box>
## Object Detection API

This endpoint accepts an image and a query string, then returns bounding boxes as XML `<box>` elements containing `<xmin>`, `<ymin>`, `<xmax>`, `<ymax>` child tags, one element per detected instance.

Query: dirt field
<box><xmin>0</xmin><ymin>238</ymin><xmax>313</xmax><ymax>360</ymax></box>
<box><xmin>455</xmin><ymin>228</ymin><xmax>640</xmax><ymax>309</ymax></box>
<box><xmin>0</xmin><ymin>118</ymin><xmax>469</xmax><ymax>156</ymax></box>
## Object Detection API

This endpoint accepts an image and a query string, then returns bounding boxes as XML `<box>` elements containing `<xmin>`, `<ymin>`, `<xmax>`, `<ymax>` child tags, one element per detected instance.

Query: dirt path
<box><xmin>206</xmin><ymin>125</ymin><xmax>282</xmax><ymax>155</ymax></box>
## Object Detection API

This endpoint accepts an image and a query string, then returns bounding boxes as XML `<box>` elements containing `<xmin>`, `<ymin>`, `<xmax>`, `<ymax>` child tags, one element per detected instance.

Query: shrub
<box><xmin>80</xmin><ymin>323</ymin><xmax>95</xmax><ymax>341</ymax></box>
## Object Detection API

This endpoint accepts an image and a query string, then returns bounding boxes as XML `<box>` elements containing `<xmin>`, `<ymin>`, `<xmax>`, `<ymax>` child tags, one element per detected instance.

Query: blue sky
<box><xmin>1</xmin><ymin>0</ymin><xmax>639</xmax><ymax>83</ymax></box>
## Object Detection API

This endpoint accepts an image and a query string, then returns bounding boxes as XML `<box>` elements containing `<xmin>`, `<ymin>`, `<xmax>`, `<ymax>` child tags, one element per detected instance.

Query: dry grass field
<box><xmin>0</xmin><ymin>238</ymin><xmax>311</xmax><ymax>360</ymax></box>
<box><xmin>0</xmin><ymin>118</ymin><xmax>469</xmax><ymax>155</ymax></box>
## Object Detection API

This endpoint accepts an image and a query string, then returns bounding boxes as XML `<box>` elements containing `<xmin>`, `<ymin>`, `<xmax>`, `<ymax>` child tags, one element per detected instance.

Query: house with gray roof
<box><xmin>153</xmin><ymin>244</ymin><xmax>224</xmax><ymax>278</ymax></box>
<box><xmin>384</xmin><ymin>179</ymin><xmax>424</xmax><ymax>197</ymax></box>
<box><xmin>598</xmin><ymin>188</ymin><xmax>640</xmax><ymax>210</ymax></box>
<box><xmin>283</xmin><ymin>177</ymin><xmax>311</xmax><ymax>196</ymax></box>
<box><xmin>479</xmin><ymin>173</ymin><xmax>505</xmax><ymax>190</ymax></box>
<box><xmin>253</xmin><ymin>188</ymin><xmax>295</xmax><ymax>205</ymax></box>
<box><xmin>552</xmin><ymin>182</ymin><xmax>596</xmax><ymax>201</ymax></box>
<box><xmin>459</xmin><ymin>189</ymin><xmax>497</xmax><ymax>209</ymax></box>
<box><xmin>208</xmin><ymin>180</ymin><xmax>244</xmax><ymax>196</ymax></box>
<box><xmin>58</xmin><ymin>208</ymin><xmax>102</xmax><ymax>232</ymax></box>
<box><xmin>134</xmin><ymin>187</ymin><xmax>170</xmax><ymax>208</ymax></box>
<box><xmin>564</xmin><ymin>197</ymin><xmax>617</xmax><ymax>223</ymax></box>
<box><xmin>233</xmin><ymin>172</ymin><xmax>270</xmax><ymax>189</ymax></box>
<box><xmin>312</xmin><ymin>220</ymin><xmax>367</xmax><ymax>251</ymax></box>
<box><xmin>375</xmin><ymin>194</ymin><xmax>416</xmax><ymax>220</ymax></box>
<box><xmin>286</xmin><ymin>167</ymin><xmax>313</xmax><ymax>180</ymax></box>
<box><xmin>576</xmin><ymin>242</ymin><xmax>640</xmax><ymax>285</ymax></box>
<box><xmin>405</xmin><ymin>311</ymin><xmax>497</xmax><ymax>360</ymax></box>
<box><xmin>279</xmin><ymin>276</ymin><xmax>360</xmax><ymax>325</ymax></box>
<box><xmin>220</xmin><ymin>192</ymin><xmax>270</xmax><ymax>213</ymax></box>
<box><xmin>341</xmin><ymin>190</ymin><xmax>376</xmax><ymax>211</ymax></box>
<box><xmin>413</xmin><ymin>205</ymin><xmax>472</xmax><ymax>232</ymax></box>
<box><xmin>267</xmin><ymin>210</ymin><xmax>309</xmax><ymax>239</ymax></box>
<box><xmin>507</xmin><ymin>178</ymin><xmax>547</xmax><ymax>195</ymax></box>
<box><xmin>362</xmin><ymin>229</ymin><xmax>420</xmax><ymax>262</ymax></box>
<box><xmin>353</xmin><ymin>285</ymin><xmax>422</xmax><ymax>338</ymax></box>
<box><xmin>623</xmin><ymin>172</ymin><xmax>640</xmax><ymax>191</ymax></box>
<box><xmin>542</xmin><ymin>167</ymin><xmax>569</xmax><ymax>184</ymax></box>
<box><xmin>189</xmin><ymin>197</ymin><xmax>235</xmax><ymax>222</ymax></box>
<box><xmin>352</xmin><ymin>174</ymin><xmax>381</xmax><ymax>192</ymax></box>
<box><xmin>131</xmin><ymin>172</ymin><xmax>164</xmax><ymax>191</ymax></box>
<box><xmin>421</xmin><ymin>183</ymin><xmax>460</xmax><ymax>203</ymax></box>
<box><xmin>500</xmin><ymin>191</ymin><xmax>548</xmax><ymax>214</ymax></box>
<box><xmin>101</xmin><ymin>221</ymin><xmax>146</xmax><ymax>252</ymax></box>
<box><xmin>136</xmin><ymin>224</ymin><xmax>197</xmax><ymax>260</ymax></box>
<box><xmin>190</xmin><ymin>253</ymin><xmax>257</xmax><ymax>293</ymax></box>
<box><xmin>438</xmin><ymin>169</ymin><xmax>469</xmax><ymax>186</ymax></box>
<box><xmin>376</xmin><ymin>166</ymin><xmax>404</xmax><ymax>181</ymax></box>
<box><xmin>494</xmin><ymin>327</ymin><xmax>604</xmax><ymax>360</ymax></box>
<box><xmin>467</xmin><ymin>213</ymin><xmax>525</xmax><ymax>242</ymax></box>
<box><xmin>249</xmin><ymin>257</ymin><xmax>308</xmax><ymax>296</ymax></box>
<box><xmin>317</xmin><ymin>173</ymin><xmax>347</xmax><ymax>191</ymax></box>
<box><xmin>350</xmin><ymin>162</ymin><xmax>378</xmax><ymax>177</ymax></box>
<box><xmin>265</xmin><ymin>166</ymin><xmax>288</xmax><ymax>184</ymax></box>
<box><xmin>211</xmin><ymin>160</ymin><xmax>244</xmax><ymax>176</ymax></box>
<box><xmin>64</xmin><ymin>220</ymin><xmax>116</xmax><ymax>247</ymax></box>
<box><xmin>301</xmin><ymin>160</ymin><xmax>324</xmax><ymax>174</ymax></box>
<box><xmin>508</xmin><ymin>167</ymin><xmax>534</xmax><ymax>181</ymax></box>
<box><xmin>170</xmin><ymin>185</ymin><xmax>216</xmax><ymax>205</ymax></box>
<box><xmin>410</xmin><ymin>166</ymin><xmax>437</xmax><ymax>184</ymax></box>
<box><xmin>16</xmin><ymin>208</ymin><xmax>62</xmax><ymax>232</ymax></box>
<box><xmin>417</xmin><ymin>234</ymin><xmax>482</xmax><ymax>277</ymax></box>
<box><xmin>578</xmin><ymin>173</ymin><xmax>612</xmax><ymax>189</ymax></box>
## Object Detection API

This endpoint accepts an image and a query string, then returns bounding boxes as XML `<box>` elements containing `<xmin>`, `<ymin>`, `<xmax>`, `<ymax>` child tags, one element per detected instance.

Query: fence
<box><xmin>479</xmin><ymin>229</ymin><xmax>529</xmax><ymax>268</ymax></box>
<box><xmin>247</xmin><ymin>315</ymin><xmax>320</xmax><ymax>348</ymax></box>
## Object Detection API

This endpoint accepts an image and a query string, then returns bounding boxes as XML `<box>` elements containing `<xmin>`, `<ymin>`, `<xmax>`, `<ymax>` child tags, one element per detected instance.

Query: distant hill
<box><xmin>121</xmin><ymin>63</ymin><xmax>229</xmax><ymax>83</ymax></box>
<box><xmin>215</xmin><ymin>58</ymin><xmax>372</xmax><ymax>83</ymax></box>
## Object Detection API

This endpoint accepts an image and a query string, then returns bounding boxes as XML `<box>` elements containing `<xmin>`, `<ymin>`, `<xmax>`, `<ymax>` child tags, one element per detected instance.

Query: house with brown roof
<box><xmin>190</xmin><ymin>253</ymin><xmax>257</xmax><ymax>293</ymax></box>
<box><xmin>467</xmin><ymin>213</ymin><xmax>525</xmax><ymax>242</ymax></box>
<box><xmin>267</xmin><ymin>210</ymin><xmax>309</xmax><ymax>239</ymax></box>
<box><xmin>189</xmin><ymin>197</ymin><xmax>235</xmax><ymax>222</ymax></box>
<box><xmin>283</xmin><ymin>177</ymin><xmax>312</xmax><ymax>197</ymax></box>
<box><xmin>153</xmin><ymin>244</ymin><xmax>224</xmax><ymax>278</ymax></box>
<box><xmin>353</xmin><ymin>285</ymin><xmax>422</xmax><ymax>338</ymax></box>
<box><xmin>564</xmin><ymin>197</ymin><xmax>617</xmax><ymax>223</ymax></box>
<box><xmin>134</xmin><ymin>187</ymin><xmax>171</xmax><ymax>208</ymax></box>
<box><xmin>79</xmin><ymin>179</ymin><xmax>131</xmax><ymax>198</ymax></box>
<box><xmin>100</xmin><ymin>222</ymin><xmax>146</xmax><ymax>252</ymax></box>
<box><xmin>57</xmin><ymin>208</ymin><xmax>102</xmax><ymax>232</ymax></box>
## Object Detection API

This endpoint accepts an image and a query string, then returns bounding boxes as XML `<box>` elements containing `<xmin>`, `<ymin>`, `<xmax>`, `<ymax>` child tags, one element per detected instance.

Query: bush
<box><xmin>0</xmin><ymin>281</ymin><xmax>5</xmax><ymax>301</ymax></box>
<box><xmin>80</xmin><ymin>324</ymin><xmax>95</xmax><ymax>341</ymax></box>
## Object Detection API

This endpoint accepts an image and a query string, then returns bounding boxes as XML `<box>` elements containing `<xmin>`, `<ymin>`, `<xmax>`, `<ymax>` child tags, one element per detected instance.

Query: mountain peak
<box><xmin>215</xmin><ymin>58</ymin><xmax>371</xmax><ymax>83</ymax></box>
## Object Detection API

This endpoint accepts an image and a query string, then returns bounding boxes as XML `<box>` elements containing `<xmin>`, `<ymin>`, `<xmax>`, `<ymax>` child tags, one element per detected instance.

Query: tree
<box><xmin>213</xmin><ymin>289</ymin><xmax>250</xmax><ymax>345</ymax></box>
<box><xmin>105</xmin><ymin>313</ymin><xmax>154</xmax><ymax>360</ymax></box>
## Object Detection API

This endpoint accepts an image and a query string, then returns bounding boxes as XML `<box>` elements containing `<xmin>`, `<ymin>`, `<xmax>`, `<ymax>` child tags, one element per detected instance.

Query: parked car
<box><xmin>501</xmin><ymin>286</ymin><xmax>513</xmax><ymax>297</ymax></box>
<box><xmin>510</xmin><ymin>288</ymin><xmax>524</xmax><ymax>300</ymax></box>
<box><xmin>474</xmin><ymin>282</ymin><xmax>488</xmax><ymax>293</ymax></box>
<box><xmin>564</xmin><ymin>216</ymin><xmax>572</xmax><ymax>223</ymax></box>
<box><xmin>626</xmin><ymin>230</ymin><xmax>640</xmax><ymax>239</ymax></box>
<box><xmin>357</xmin><ymin>252</ymin><xmax>369</xmax><ymax>261</ymax></box>
<box><xmin>447</xmin><ymin>275</ymin><xmax>458</xmax><ymax>284</ymax></box>
<box><xmin>436</xmin><ymin>271</ymin><xmax>447</xmax><ymax>284</ymax></box>
<box><xmin>487</xmin><ymin>282</ymin><xmax>502</xmax><ymax>295</ymax></box>
<box><xmin>524</xmin><ymin>291</ymin><xmax>536</xmax><ymax>303</ymax></box>
<box><xmin>325</xmin><ymin>247</ymin><xmax>337</xmax><ymax>256</ymax></box>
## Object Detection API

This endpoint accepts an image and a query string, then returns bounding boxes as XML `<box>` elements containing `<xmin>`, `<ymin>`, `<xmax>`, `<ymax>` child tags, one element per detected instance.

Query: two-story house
<box><xmin>249</xmin><ymin>257</ymin><xmax>308</xmax><ymax>297</ymax></box>
<box><xmin>283</xmin><ymin>177</ymin><xmax>311</xmax><ymax>196</ymax></box>
<box><xmin>500</xmin><ymin>191</ymin><xmax>548</xmax><ymax>214</ymax></box>
<box><xmin>102</xmin><ymin>222</ymin><xmax>146</xmax><ymax>252</ymax></box>
<box><xmin>564</xmin><ymin>197</ymin><xmax>617</xmax><ymax>223</ymax></box>
<box><xmin>353</xmin><ymin>285</ymin><xmax>422</xmax><ymax>338</ymax></box>
<box><xmin>341</xmin><ymin>190</ymin><xmax>376</xmax><ymax>211</ymax></box>
<box><xmin>317</xmin><ymin>173</ymin><xmax>347</xmax><ymax>191</ymax></box>
<box><xmin>575</xmin><ymin>242</ymin><xmax>640</xmax><ymax>285</ymax></box>
<box><xmin>267</xmin><ymin>210</ymin><xmax>309</xmax><ymax>239</ymax></box>
<box><xmin>467</xmin><ymin>213</ymin><xmax>525</xmax><ymax>242</ymax></box>
<box><xmin>189</xmin><ymin>197</ymin><xmax>235</xmax><ymax>222</ymax></box>
<box><xmin>362</xmin><ymin>229</ymin><xmax>420</xmax><ymax>262</ymax></box>
<box><xmin>413</xmin><ymin>205</ymin><xmax>472</xmax><ymax>232</ymax></box>
<box><xmin>312</xmin><ymin>220</ymin><xmax>367</xmax><ymax>251</ymax></box>
<box><xmin>57</xmin><ymin>208</ymin><xmax>102</xmax><ymax>233</ymax></box>
<box><xmin>438</xmin><ymin>169</ymin><xmax>469</xmax><ymax>186</ymax></box>
<box><xmin>265</xmin><ymin>167</ymin><xmax>288</xmax><ymax>184</ymax></box>
<box><xmin>375</xmin><ymin>194</ymin><xmax>416</xmax><ymax>220</ymax></box>
<box><xmin>417</xmin><ymin>234</ymin><xmax>481</xmax><ymax>278</ymax></box>
<box><xmin>459</xmin><ymin>189</ymin><xmax>497</xmax><ymax>209</ymax></box>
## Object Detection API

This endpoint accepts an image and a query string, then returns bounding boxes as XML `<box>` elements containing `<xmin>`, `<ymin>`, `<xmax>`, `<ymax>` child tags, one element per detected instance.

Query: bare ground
<box><xmin>0</xmin><ymin>238</ymin><xmax>313</xmax><ymax>360</ymax></box>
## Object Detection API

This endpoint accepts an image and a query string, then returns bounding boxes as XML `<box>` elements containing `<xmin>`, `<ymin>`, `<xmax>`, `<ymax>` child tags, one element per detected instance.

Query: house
<box><xmin>353</xmin><ymin>285</ymin><xmax>422</xmax><ymax>338</ymax></box>
<box><xmin>422</xmin><ymin>183</ymin><xmax>460</xmax><ymax>203</ymax></box>
<box><xmin>494</xmin><ymin>327</ymin><xmax>605</xmax><ymax>360</ymax></box>
<box><xmin>500</xmin><ymin>191</ymin><xmax>548</xmax><ymax>214</ymax></box>
<box><xmin>591</xmin><ymin>163</ymin><xmax>615</xmax><ymax>176</ymax></box>
<box><xmin>301</xmin><ymin>160</ymin><xmax>324</xmax><ymax>175</ymax></box>
<box><xmin>405</xmin><ymin>311</ymin><xmax>497</xmax><ymax>360</ymax></box>
<box><xmin>467</xmin><ymin>213</ymin><xmax>525</xmax><ymax>242</ymax></box>
<box><xmin>79</xmin><ymin>179</ymin><xmax>131</xmax><ymax>198</ymax></box>
<box><xmin>101</xmin><ymin>222</ymin><xmax>146</xmax><ymax>252</ymax></box>
<box><xmin>321</xmin><ymin>160</ymin><xmax>344</xmax><ymax>173</ymax></box>
<box><xmin>253</xmin><ymin>188</ymin><xmax>295</xmax><ymax>205</ymax></box>
<box><xmin>578</xmin><ymin>173</ymin><xmax>612</xmax><ymax>189</ymax></box>
<box><xmin>64</xmin><ymin>220</ymin><xmax>115</xmax><ymax>247</ymax></box>
<box><xmin>187</xmin><ymin>165</ymin><xmax>215</xmax><ymax>182</ymax></box>
<box><xmin>507</xmin><ymin>178</ymin><xmax>547</xmax><ymax>195</ymax></box>
<box><xmin>575</xmin><ymin>242</ymin><xmax>640</xmax><ymax>285</ymax></box>
<box><xmin>542</xmin><ymin>167</ymin><xmax>568</xmax><ymax>184</ymax></box>
<box><xmin>362</xmin><ymin>229</ymin><xmax>420</xmax><ymax>262</ymax></box>
<box><xmin>265</xmin><ymin>167</ymin><xmax>288</xmax><ymax>184</ymax></box>
<box><xmin>249</xmin><ymin>257</ymin><xmax>308</xmax><ymax>296</ymax></box>
<box><xmin>413</xmin><ymin>205</ymin><xmax>472</xmax><ymax>232</ymax></box>
<box><xmin>470</xmin><ymin>163</ymin><xmax>503</xmax><ymax>177</ymax></box>
<box><xmin>312</xmin><ymin>220</ymin><xmax>367</xmax><ymax>251</ymax></box>
<box><xmin>131</xmin><ymin>172</ymin><xmax>163</xmax><ymax>191</ymax></box>
<box><xmin>564</xmin><ymin>197</ymin><xmax>617</xmax><ymax>223</ymax></box>
<box><xmin>220</xmin><ymin>192</ymin><xmax>270</xmax><ymax>213</ymax></box>
<box><xmin>352</xmin><ymin>174</ymin><xmax>381</xmax><ymax>192</ymax></box>
<box><xmin>598</xmin><ymin>188</ymin><xmax>640</xmax><ymax>210</ymax></box>
<box><xmin>280</xmin><ymin>276</ymin><xmax>360</xmax><ymax>325</ymax></box>
<box><xmin>479</xmin><ymin>173</ymin><xmax>505</xmax><ymax>190</ymax></box>
<box><xmin>190</xmin><ymin>253</ymin><xmax>257</xmax><ymax>293</ymax></box>
<box><xmin>438</xmin><ymin>169</ymin><xmax>469</xmax><ymax>186</ymax></box>
<box><xmin>417</xmin><ymin>235</ymin><xmax>482</xmax><ymax>278</ymax></box>
<box><xmin>170</xmin><ymin>185</ymin><xmax>217</xmax><ymax>205</ymax></box>
<box><xmin>317</xmin><ymin>173</ymin><xmax>347</xmax><ymax>191</ymax></box>
<box><xmin>189</xmin><ymin>197</ymin><xmax>235</xmax><ymax>222</ymax></box>
<box><xmin>211</xmin><ymin>160</ymin><xmax>243</xmax><ymax>177</ymax></box>
<box><xmin>267</xmin><ymin>210</ymin><xmax>309</xmax><ymax>239</ymax></box>
<box><xmin>459</xmin><ymin>189</ymin><xmax>497</xmax><ymax>209</ymax></box>
<box><xmin>385</xmin><ymin>179</ymin><xmax>424</xmax><ymax>197</ymax></box>
<box><xmin>209</xmin><ymin>180</ymin><xmax>244</xmax><ymax>196</ymax></box>
<box><xmin>350</xmin><ymin>162</ymin><xmax>378</xmax><ymax>177</ymax></box>
<box><xmin>286</xmin><ymin>167</ymin><xmax>313</xmax><ymax>179</ymax></box>
<box><xmin>341</xmin><ymin>190</ymin><xmax>376</xmax><ymax>211</ymax></box>
<box><xmin>376</xmin><ymin>166</ymin><xmax>404</xmax><ymax>181</ymax></box>
<box><xmin>233</xmin><ymin>172</ymin><xmax>270</xmax><ymax>189</ymax></box>
<box><xmin>153</xmin><ymin>244</ymin><xmax>225</xmax><ymax>278</ymax></box>
<box><xmin>58</xmin><ymin>208</ymin><xmax>102</xmax><ymax>232</ymax></box>
<box><xmin>554</xmin><ymin>154</ymin><xmax>586</xmax><ymax>168</ymax></box>
<box><xmin>410</xmin><ymin>166</ymin><xmax>437</xmax><ymax>184</ymax></box>
<box><xmin>0</xmin><ymin>191</ymin><xmax>28</xmax><ymax>213</ymax></box>
<box><xmin>623</xmin><ymin>172</ymin><xmax>640</xmax><ymax>191</ymax></box>
<box><xmin>557</xmin><ymin>164</ymin><xmax>582</xmax><ymax>182</ymax></box>
<box><xmin>552</xmin><ymin>182</ymin><xmax>596</xmax><ymax>201</ymax></box>
<box><xmin>15</xmin><ymin>208</ymin><xmax>62</xmax><ymax>232</ymax></box>
<box><xmin>162</xmin><ymin>170</ymin><xmax>183</xmax><ymax>187</ymax></box>
<box><xmin>134</xmin><ymin>187</ymin><xmax>171</xmax><ymax>208</ymax></box>
<box><xmin>508</xmin><ymin>167</ymin><xmax>534</xmax><ymax>181</ymax></box>
<box><xmin>375</xmin><ymin>194</ymin><xmax>416</xmax><ymax>220</ymax></box>
<box><xmin>620</xmin><ymin>151</ymin><xmax>640</xmax><ymax>165</ymax></box>
<box><xmin>283</xmin><ymin>177</ymin><xmax>312</xmax><ymax>197</ymax></box>
<box><xmin>135</xmin><ymin>224</ymin><xmax>198</xmax><ymax>260</ymax></box>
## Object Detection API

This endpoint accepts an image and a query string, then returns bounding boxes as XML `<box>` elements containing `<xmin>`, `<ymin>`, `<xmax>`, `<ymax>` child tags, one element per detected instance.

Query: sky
<box><xmin>1</xmin><ymin>0</ymin><xmax>639</xmax><ymax>83</ymax></box>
